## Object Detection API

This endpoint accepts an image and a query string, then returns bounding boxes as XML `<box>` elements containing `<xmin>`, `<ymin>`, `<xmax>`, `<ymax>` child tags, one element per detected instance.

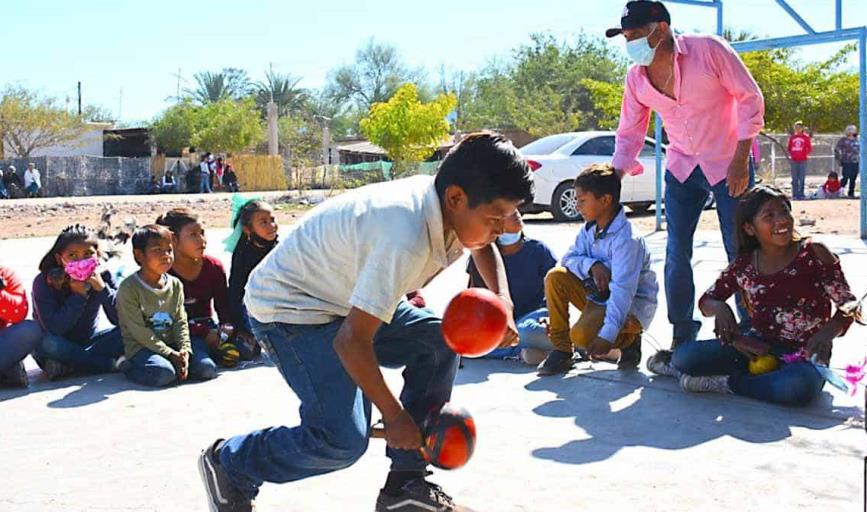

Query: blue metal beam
<box><xmin>665</xmin><ymin>0</ymin><xmax>719</xmax><ymax>7</ymax></box>
<box><xmin>731</xmin><ymin>27</ymin><xmax>867</xmax><ymax>52</ymax></box>
<box><xmin>774</xmin><ymin>0</ymin><xmax>816</xmax><ymax>35</ymax></box>
<box><xmin>836</xmin><ymin>0</ymin><xmax>843</xmax><ymax>30</ymax></box>
<box><xmin>860</xmin><ymin>32</ymin><xmax>866</xmax><ymax>238</ymax></box>
<box><xmin>655</xmin><ymin>114</ymin><xmax>663</xmax><ymax>232</ymax></box>
<box><xmin>715</xmin><ymin>0</ymin><xmax>723</xmax><ymax>36</ymax></box>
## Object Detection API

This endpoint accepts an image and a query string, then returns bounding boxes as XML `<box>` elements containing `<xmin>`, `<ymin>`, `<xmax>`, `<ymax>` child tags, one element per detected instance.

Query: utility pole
<box><xmin>77</xmin><ymin>82</ymin><xmax>82</xmax><ymax>116</ymax></box>
<box><xmin>118</xmin><ymin>88</ymin><xmax>123</xmax><ymax>122</ymax></box>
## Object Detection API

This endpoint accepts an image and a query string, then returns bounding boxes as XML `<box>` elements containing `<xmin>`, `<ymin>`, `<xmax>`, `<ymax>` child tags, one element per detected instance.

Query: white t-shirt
<box><xmin>245</xmin><ymin>175</ymin><xmax>464</xmax><ymax>325</ymax></box>
<box><xmin>24</xmin><ymin>168</ymin><xmax>41</xmax><ymax>188</ymax></box>
<box><xmin>200</xmin><ymin>161</ymin><xmax>210</xmax><ymax>174</ymax></box>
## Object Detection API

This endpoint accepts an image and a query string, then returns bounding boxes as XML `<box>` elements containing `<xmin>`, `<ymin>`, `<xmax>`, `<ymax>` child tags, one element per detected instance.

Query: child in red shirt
<box><xmin>0</xmin><ymin>265</ymin><xmax>41</xmax><ymax>387</ymax></box>
<box><xmin>813</xmin><ymin>171</ymin><xmax>843</xmax><ymax>199</ymax></box>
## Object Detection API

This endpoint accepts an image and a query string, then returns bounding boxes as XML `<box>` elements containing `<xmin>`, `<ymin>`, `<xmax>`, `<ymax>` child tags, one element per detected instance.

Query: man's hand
<box><xmin>586</xmin><ymin>337</ymin><xmax>612</xmax><ymax>358</ymax></box>
<box><xmin>383</xmin><ymin>409</ymin><xmax>423</xmax><ymax>451</ymax></box>
<box><xmin>727</xmin><ymin>139</ymin><xmax>753</xmax><ymax>197</ymax></box>
<box><xmin>589</xmin><ymin>262</ymin><xmax>611</xmax><ymax>294</ymax></box>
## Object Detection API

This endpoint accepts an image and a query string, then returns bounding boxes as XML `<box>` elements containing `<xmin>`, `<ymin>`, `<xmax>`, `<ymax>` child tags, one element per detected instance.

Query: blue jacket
<box><xmin>32</xmin><ymin>269</ymin><xmax>119</xmax><ymax>344</ymax></box>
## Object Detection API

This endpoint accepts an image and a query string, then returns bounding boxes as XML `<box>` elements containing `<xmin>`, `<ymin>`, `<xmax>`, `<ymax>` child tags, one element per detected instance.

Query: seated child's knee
<box><xmin>544</xmin><ymin>266</ymin><xmax>570</xmax><ymax>288</ymax></box>
<box><xmin>192</xmin><ymin>359</ymin><xmax>218</xmax><ymax>381</ymax></box>
<box><xmin>36</xmin><ymin>333</ymin><xmax>67</xmax><ymax>358</ymax></box>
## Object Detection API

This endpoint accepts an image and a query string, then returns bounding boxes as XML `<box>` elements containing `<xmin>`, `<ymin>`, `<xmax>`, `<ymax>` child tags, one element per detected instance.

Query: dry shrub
<box><xmin>230</xmin><ymin>155</ymin><xmax>287</xmax><ymax>191</ymax></box>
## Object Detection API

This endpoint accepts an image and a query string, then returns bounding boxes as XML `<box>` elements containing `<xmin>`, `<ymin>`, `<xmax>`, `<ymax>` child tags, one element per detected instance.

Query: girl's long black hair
<box><xmin>734</xmin><ymin>185</ymin><xmax>794</xmax><ymax>256</ymax></box>
<box><xmin>38</xmin><ymin>224</ymin><xmax>99</xmax><ymax>273</ymax></box>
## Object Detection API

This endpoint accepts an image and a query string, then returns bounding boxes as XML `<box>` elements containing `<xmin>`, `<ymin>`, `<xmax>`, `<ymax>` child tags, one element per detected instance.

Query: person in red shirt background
<box><xmin>787</xmin><ymin>121</ymin><xmax>813</xmax><ymax>200</ymax></box>
<box><xmin>0</xmin><ymin>265</ymin><xmax>42</xmax><ymax>387</ymax></box>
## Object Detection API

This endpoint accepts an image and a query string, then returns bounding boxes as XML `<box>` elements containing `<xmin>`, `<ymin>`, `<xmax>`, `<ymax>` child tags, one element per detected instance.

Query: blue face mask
<box><xmin>497</xmin><ymin>232</ymin><xmax>522</xmax><ymax>246</ymax></box>
<box><xmin>626</xmin><ymin>26</ymin><xmax>659</xmax><ymax>66</ymax></box>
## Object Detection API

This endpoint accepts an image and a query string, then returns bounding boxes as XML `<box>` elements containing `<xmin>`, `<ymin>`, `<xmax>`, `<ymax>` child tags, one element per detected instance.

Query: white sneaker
<box><xmin>646</xmin><ymin>350</ymin><xmax>681</xmax><ymax>378</ymax></box>
<box><xmin>520</xmin><ymin>348</ymin><xmax>548</xmax><ymax>366</ymax></box>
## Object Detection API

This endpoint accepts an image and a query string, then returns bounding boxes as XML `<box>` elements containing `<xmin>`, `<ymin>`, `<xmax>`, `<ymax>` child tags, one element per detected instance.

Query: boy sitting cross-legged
<box><xmin>537</xmin><ymin>163</ymin><xmax>658</xmax><ymax>376</ymax></box>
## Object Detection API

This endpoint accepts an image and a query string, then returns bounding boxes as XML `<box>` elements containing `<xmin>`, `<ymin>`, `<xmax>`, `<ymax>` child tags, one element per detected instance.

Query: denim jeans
<box><xmin>790</xmin><ymin>160</ymin><xmax>807</xmax><ymax>199</ymax></box>
<box><xmin>124</xmin><ymin>337</ymin><xmax>217</xmax><ymax>387</ymax></box>
<box><xmin>200</xmin><ymin>173</ymin><xmax>212</xmax><ymax>193</ymax></box>
<box><xmin>664</xmin><ymin>163</ymin><xmax>754</xmax><ymax>344</ymax></box>
<box><xmin>218</xmin><ymin>300</ymin><xmax>459</xmax><ymax>499</ymax></box>
<box><xmin>34</xmin><ymin>327</ymin><xmax>124</xmax><ymax>374</ymax></box>
<box><xmin>0</xmin><ymin>320</ymin><xmax>41</xmax><ymax>371</ymax></box>
<box><xmin>672</xmin><ymin>339</ymin><xmax>824</xmax><ymax>406</ymax></box>
<box><xmin>484</xmin><ymin>307</ymin><xmax>553</xmax><ymax>359</ymax></box>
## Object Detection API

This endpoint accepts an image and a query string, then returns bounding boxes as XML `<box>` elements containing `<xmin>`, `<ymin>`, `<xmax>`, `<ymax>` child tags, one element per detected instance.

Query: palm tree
<box><xmin>187</xmin><ymin>68</ymin><xmax>252</xmax><ymax>105</ymax></box>
<box><xmin>255</xmin><ymin>66</ymin><xmax>308</xmax><ymax>117</ymax></box>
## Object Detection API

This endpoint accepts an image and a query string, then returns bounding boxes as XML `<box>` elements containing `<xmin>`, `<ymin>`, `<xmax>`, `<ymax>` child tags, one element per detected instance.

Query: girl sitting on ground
<box><xmin>31</xmin><ymin>224</ymin><xmax>124</xmax><ymax>380</ymax></box>
<box><xmin>155</xmin><ymin>208</ymin><xmax>227</xmax><ymax>368</ymax></box>
<box><xmin>225</xmin><ymin>198</ymin><xmax>278</xmax><ymax>359</ymax></box>
<box><xmin>0</xmin><ymin>264</ymin><xmax>41</xmax><ymax>387</ymax></box>
<box><xmin>812</xmin><ymin>171</ymin><xmax>843</xmax><ymax>200</ymax></box>
<box><xmin>647</xmin><ymin>186</ymin><xmax>858</xmax><ymax>406</ymax></box>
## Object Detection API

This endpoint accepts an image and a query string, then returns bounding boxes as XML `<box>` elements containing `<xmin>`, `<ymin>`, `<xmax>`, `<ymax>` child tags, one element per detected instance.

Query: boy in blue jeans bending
<box><xmin>198</xmin><ymin>132</ymin><xmax>533</xmax><ymax>512</ymax></box>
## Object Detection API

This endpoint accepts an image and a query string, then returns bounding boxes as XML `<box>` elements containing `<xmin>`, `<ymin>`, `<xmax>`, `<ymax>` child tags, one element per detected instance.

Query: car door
<box><xmin>570</xmin><ymin>135</ymin><xmax>634</xmax><ymax>199</ymax></box>
<box><xmin>635</xmin><ymin>140</ymin><xmax>666</xmax><ymax>202</ymax></box>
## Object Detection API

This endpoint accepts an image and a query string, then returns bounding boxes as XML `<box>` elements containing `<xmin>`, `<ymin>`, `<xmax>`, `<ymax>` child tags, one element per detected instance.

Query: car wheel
<box><xmin>551</xmin><ymin>182</ymin><xmax>582</xmax><ymax>222</ymax></box>
<box><xmin>628</xmin><ymin>202</ymin><xmax>653</xmax><ymax>213</ymax></box>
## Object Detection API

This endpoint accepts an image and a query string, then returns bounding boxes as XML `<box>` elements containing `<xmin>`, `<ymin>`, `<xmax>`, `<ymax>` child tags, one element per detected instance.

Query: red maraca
<box><xmin>442</xmin><ymin>288</ymin><xmax>509</xmax><ymax>357</ymax></box>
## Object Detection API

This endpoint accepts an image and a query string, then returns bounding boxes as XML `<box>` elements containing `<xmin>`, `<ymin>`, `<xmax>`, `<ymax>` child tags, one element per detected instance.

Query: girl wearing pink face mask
<box><xmin>32</xmin><ymin>224</ymin><xmax>124</xmax><ymax>380</ymax></box>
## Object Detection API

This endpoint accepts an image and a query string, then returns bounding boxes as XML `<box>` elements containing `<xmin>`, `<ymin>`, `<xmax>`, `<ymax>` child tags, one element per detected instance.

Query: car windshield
<box><xmin>520</xmin><ymin>134</ymin><xmax>576</xmax><ymax>155</ymax></box>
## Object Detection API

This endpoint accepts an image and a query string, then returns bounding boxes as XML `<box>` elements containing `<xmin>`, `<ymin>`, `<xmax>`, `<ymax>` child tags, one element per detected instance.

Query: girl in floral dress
<box><xmin>648</xmin><ymin>185</ymin><xmax>858</xmax><ymax>405</ymax></box>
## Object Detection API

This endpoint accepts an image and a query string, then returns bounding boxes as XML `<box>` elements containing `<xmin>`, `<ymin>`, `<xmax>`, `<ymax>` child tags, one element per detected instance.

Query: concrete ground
<box><xmin>0</xmin><ymin>222</ymin><xmax>864</xmax><ymax>512</ymax></box>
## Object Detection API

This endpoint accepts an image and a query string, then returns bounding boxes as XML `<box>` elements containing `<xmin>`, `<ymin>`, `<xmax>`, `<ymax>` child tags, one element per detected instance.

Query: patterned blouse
<box><xmin>835</xmin><ymin>137</ymin><xmax>860</xmax><ymax>165</ymax></box>
<box><xmin>699</xmin><ymin>240</ymin><xmax>856</xmax><ymax>349</ymax></box>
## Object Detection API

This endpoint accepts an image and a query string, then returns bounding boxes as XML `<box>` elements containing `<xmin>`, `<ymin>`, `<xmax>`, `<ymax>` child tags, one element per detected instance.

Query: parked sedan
<box><xmin>519</xmin><ymin>131</ymin><xmax>664</xmax><ymax>221</ymax></box>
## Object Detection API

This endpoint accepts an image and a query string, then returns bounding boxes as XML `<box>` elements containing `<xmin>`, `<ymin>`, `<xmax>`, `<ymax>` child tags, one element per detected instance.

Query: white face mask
<box><xmin>625</xmin><ymin>25</ymin><xmax>659</xmax><ymax>66</ymax></box>
<box><xmin>497</xmin><ymin>232</ymin><xmax>522</xmax><ymax>246</ymax></box>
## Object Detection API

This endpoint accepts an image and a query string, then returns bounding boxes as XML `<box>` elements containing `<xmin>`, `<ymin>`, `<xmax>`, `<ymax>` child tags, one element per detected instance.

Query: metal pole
<box><xmin>715</xmin><ymin>0</ymin><xmax>723</xmax><ymax>36</ymax></box>
<box><xmin>77</xmin><ymin>82</ymin><xmax>82</xmax><ymax>116</ymax></box>
<box><xmin>835</xmin><ymin>0</ymin><xmax>842</xmax><ymax>30</ymax></box>
<box><xmin>655</xmin><ymin>113</ymin><xmax>664</xmax><ymax>232</ymax></box>
<box><xmin>859</xmin><ymin>31</ymin><xmax>866</xmax><ymax>239</ymax></box>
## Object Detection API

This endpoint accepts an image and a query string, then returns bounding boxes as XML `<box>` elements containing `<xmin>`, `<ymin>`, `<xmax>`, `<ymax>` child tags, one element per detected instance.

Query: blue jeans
<box><xmin>218</xmin><ymin>301</ymin><xmax>459</xmax><ymax>499</ymax></box>
<box><xmin>790</xmin><ymin>160</ymin><xmax>807</xmax><ymax>199</ymax></box>
<box><xmin>124</xmin><ymin>337</ymin><xmax>217</xmax><ymax>387</ymax></box>
<box><xmin>0</xmin><ymin>320</ymin><xmax>41</xmax><ymax>371</ymax></box>
<box><xmin>664</xmin><ymin>163</ymin><xmax>754</xmax><ymax>344</ymax></box>
<box><xmin>672</xmin><ymin>339</ymin><xmax>824</xmax><ymax>406</ymax></box>
<box><xmin>200</xmin><ymin>173</ymin><xmax>212</xmax><ymax>193</ymax></box>
<box><xmin>484</xmin><ymin>307</ymin><xmax>553</xmax><ymax>359</ymax></box>
<box><xmin>35</xmin><ymin>327</ymin><xmax>124</xmax><ymax>374</ymax></box>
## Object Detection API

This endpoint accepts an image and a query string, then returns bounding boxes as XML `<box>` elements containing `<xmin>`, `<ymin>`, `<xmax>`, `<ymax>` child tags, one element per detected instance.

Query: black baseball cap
<box><xmin>605</xmin><ymin>1</ymin><xmax>671</xmax><ymax>38</ymax></box>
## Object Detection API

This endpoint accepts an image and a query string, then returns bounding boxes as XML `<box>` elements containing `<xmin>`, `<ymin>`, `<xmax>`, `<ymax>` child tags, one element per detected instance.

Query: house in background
<box><xmin>2</xmin><ymin>122</ymin><xmax>114</xmax><ymax>158</ymax></box>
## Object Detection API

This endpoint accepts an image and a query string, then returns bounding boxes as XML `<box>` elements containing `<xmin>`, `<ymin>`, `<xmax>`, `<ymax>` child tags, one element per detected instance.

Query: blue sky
<box><xmin>6</xmin><ymin>0</ymin><xmax>865</xmax><ymax>123</ymax></box>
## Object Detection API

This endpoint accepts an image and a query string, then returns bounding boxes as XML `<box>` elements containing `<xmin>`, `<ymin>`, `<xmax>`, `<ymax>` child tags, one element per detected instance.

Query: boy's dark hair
<box><xmin>828</xmin><ymin>171</ymin><xmax>839</xmax><ymax>179</ymax></box>
<box><xmin>735</xmin><ymin>185</ymin><xmax>794</xmax><ymax>256</ymax></box>
<box><xmin>132</xmin><ymin>225</ymin><xmax>173</xmax><ymax>262</ymax></box>
<box><xmin>434</xmin><ymin>131</ymin><xmax>533</xmax><ymax>208</ymax></box>
<box><xmin>39</xmin><ymin>224</ymin><xmax>99</xmax><ymax>273</ymax></box>
<box><xmin>573</xmin><ymin>163</ymin><xmax>621</xmax><ymax>204</ymax></box>
<box><xmin>155</xmin><ymin>207</ymin><xmax>199</xmax><ymax>235</ymax></box>
<box><xmin>233</xmin><ymin>199</ymin><xmax>273</xmax><ymax>229</ymax></box>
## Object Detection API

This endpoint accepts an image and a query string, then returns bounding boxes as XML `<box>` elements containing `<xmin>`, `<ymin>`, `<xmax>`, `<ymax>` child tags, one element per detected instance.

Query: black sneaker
<box><xmin>617</xmin><ymin>337</ymin><xmax>642</xmax><ymax>370</ymax></box>
<box><xmin>536</xmin><ymin>350</ymin><xmax>575</xmax><ymax>376</ymax></box>
<box><xmin>376</xmin><ymin>476</ymin><xmax>461</xmax><ymax>511</ymax></box>
<box><xmin>198</xmin><ymin>439</ymin><xmax>255</xmax><ymax>512</ymax></box>
<box><xmin>0</xmin><ymin>361</ymin><xmax>28</xmax><ymax>388</ymax></box>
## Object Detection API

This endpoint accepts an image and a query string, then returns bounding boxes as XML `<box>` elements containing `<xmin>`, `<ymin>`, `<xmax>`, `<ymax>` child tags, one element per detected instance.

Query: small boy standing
<box><xmin>537</xmin><ymin>164</ymin><xmax>658</xmax><ymax>376</ymax></box>
<box><xmin>197</xmin><ymin>132</ymin><xmax>533</xmax><ymax>512</ymax></box>
<box><xmin>117</xmin><ymin>225</ymin><xmax>217</xmax><ymax>387</ymax></box>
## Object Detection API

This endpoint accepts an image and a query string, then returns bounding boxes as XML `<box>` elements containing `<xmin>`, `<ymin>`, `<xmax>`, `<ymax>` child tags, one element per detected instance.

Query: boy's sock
<box><xmin>382</xmin><ymin>470</ymin><xmax>427</xmax><ymax>495</ymax></box>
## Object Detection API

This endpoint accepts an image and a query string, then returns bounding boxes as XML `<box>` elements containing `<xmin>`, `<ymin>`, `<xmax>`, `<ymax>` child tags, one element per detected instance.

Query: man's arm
<box><xmin>469</xmin><ymin>244</ymin><xmax>519</xmax><ymax>346</ymax></box>
<box><xmin>612</xmin><ymin>72</ymin><xmax>652</xmax><ymax>177</ymax></box>
<box><xmin>333</xmin><ymin>307</ymin><xmax>421</xmax><ymax>450</ymax></box>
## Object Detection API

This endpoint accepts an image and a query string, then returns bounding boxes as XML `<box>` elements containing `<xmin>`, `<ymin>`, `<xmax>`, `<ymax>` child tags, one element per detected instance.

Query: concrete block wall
<box><xmin>0</xmin><ymin>156</ymin><xmax>152</xmax><ymax>197</ymax></box>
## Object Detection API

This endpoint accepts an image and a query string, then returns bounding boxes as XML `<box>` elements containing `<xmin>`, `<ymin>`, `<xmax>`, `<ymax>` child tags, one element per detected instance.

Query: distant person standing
<box><xmin>835</xmin><ymin>125</ymin><xmax>860</xmax><ymax>198</ymax></box>
<box><xmin>199</xmin><ymin>154</ymin><xmax>212</xmax><ymax>194</ymax></box>
<box><xmin>24</xmin><ymin>163</ymin><xmax>42</xmax><ymax>198</ymax></box>
<box><xmin>223</xmin><ymin>164</ymin><xmax>240</xmax><ymax>192</ymax></box>
<box><xmin>0</xmin><ymin>168</ymin><xmax>7</xmax><ymax>199</ymax></box>
<box><xmin>214</xmin><ymin>157</ymin><xmax>225</xmax><ymax>191</ymax></box>
<box><xmin>787</xmin><ymin>121</ymin><xmax>812</xmax><ymax>200</ymax></box>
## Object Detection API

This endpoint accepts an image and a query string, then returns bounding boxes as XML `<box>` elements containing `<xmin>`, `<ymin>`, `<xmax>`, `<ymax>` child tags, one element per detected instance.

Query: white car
<box><xmin>519</xmin><ymin>131</ymin><xmax>665</xmax><ymax>221</ymax></box>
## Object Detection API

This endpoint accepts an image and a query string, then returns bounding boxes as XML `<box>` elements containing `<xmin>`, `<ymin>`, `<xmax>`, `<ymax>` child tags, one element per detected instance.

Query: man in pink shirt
<box><xmin>787</xmin><ymin>121</ymin><xmax>812</xmax><ymax>199</ymax></box>
<box><xmin>607</xmin><ymin>1</ymin><xmax>764</xmax><ymax>351</ymax></box>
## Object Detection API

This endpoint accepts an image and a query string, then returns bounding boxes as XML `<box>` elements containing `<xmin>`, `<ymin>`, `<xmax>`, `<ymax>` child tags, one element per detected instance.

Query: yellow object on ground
<box><xmin>748</xmin><ymin>354</ymin><xmax>780</xmax><ymax>375</ymax></box>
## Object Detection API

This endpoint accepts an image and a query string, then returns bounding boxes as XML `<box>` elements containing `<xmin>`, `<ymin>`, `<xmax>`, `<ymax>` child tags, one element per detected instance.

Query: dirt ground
<box><xmin>0</xmin><ymin>189</ymin><xmax>861</xmax><ymax>240</ymax></box>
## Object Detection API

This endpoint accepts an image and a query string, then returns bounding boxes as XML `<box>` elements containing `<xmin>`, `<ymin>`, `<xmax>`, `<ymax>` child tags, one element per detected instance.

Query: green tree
<box><xmin>150</xmin><ymin>100</ymin><xmax>203</xmax><ymax>154</ymax></box>
<box><xmin>187</xmin><ymin>68</ymin><xmax>252</xmax><ymax>105</ymax></box>
<box><xmin>460</xmin><ymin>33</ymin><xmax>627</xmax><ymax>136</ymax></box>
<box><xmin>360</xmin><ymin>83</ymin><xmax>456</xmax><ymax>174</ymax></box>
<box><xmin>255</xmin><ymin>66</ymin><xmax>308</xmax><ymax>117</ymax></box>
<box><xmin>193</xmin><ymin>98</ymin><xmax>264</xmax><ymax>153</ymax></box>
<box><xmin>0</xmin><ymin>86</ymin><xmax>92</xmax><ymax>158</ymax></box>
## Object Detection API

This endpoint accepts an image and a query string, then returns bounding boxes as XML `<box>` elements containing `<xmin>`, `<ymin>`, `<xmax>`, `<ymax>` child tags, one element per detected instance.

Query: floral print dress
<box><xmin>699</xmin><ymin>240</ymin><xmax>856</xmax><ymax>350</ymax></box>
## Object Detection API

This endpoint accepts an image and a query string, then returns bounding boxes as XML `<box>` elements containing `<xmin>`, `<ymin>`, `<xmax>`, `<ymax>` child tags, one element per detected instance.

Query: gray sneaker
<box><xmin>42</xmin><ymin>359</ymin><xmax>73</xmax><ymax>381</ymax></box>
<box><xmin>646</xmin><ymin>350</ymin><xmax>681</xmax><ymax>378</ymax></box>
<box><xmin>198</xmin><ymin>440</ymin><xmax>255</xmax><ymax>512</ymax></box>
<box><xmin>0</xmin><ymin>361</ymin><xmax>28</xmax><ymax>388</ymax></box>
<box><xmin>679</xmin><ymin>374</ymin><xmax>731</xmax><ymax>394</ymax></box>
<box><xmin>376</xmin><ymin>476</ymin><xmax>462</xmax><ymax>511</ymax></box>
